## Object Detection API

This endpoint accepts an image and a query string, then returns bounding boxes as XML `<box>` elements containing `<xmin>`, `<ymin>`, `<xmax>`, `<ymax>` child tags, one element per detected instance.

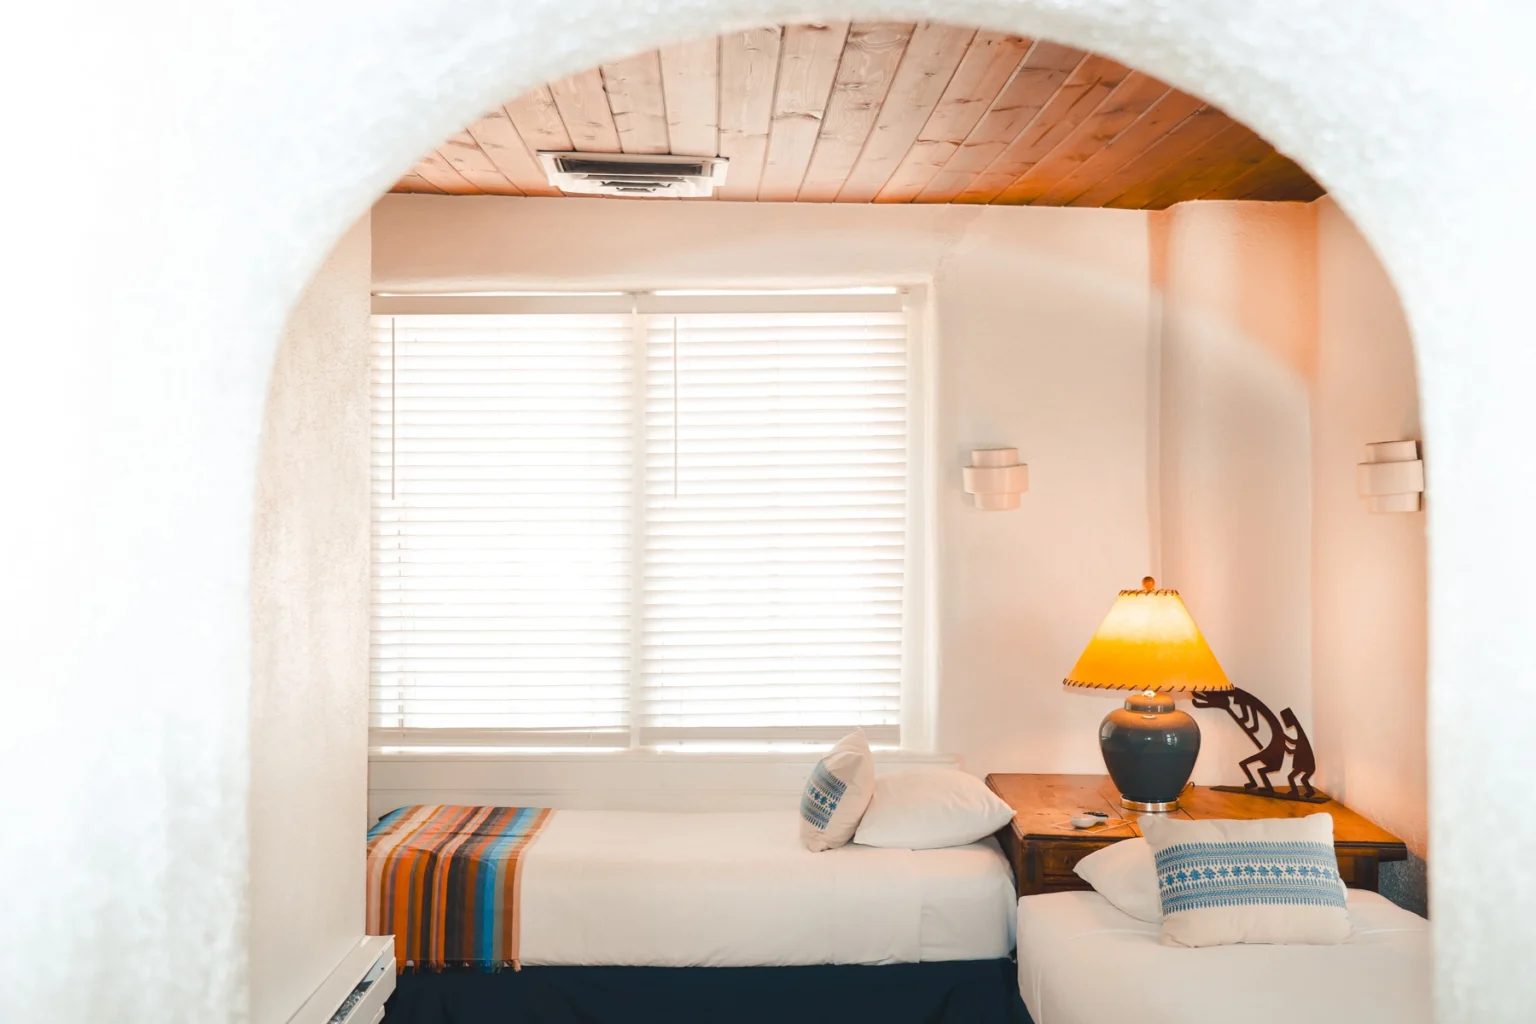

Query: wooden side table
<box><xmin>986</xmin><ymin>773</ymin><xmax>1408</xmax><ymax>898</ymax></box>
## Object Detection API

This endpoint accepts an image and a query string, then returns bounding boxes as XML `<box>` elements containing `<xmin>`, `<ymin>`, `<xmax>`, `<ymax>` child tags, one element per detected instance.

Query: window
<box><xmin>370</xmin><ymin>290</ymin><xmax>922</xmax><ymax>750</ymax></box>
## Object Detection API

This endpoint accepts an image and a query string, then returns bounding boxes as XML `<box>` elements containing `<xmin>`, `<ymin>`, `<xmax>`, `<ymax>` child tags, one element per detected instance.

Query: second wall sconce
<box><xmin>1357</xmin><ymin>440</ymin><xmax>1424</xmax><ymax>512</ymax></box>
<box><xmin>963</xmin><ymin>448</ymin><xmax>1029</xmax><ymax>510</ymax></box>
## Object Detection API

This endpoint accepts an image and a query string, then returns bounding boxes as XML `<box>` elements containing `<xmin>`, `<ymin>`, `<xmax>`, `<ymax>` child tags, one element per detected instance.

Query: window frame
<box><xmin>367</xmin><ymin>285</ymin><xmax>934</xmax><ymax>755</ymax></box>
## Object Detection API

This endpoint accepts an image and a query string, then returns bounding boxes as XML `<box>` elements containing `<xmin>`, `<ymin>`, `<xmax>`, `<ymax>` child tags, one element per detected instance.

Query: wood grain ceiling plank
<box><xmin>549</xmin><ymin>69</ymin><xmax>622</xmax><ymax>151</ymax></box>
<box><xmin>602</xmin><ymin>51</ymin><xmax>670</xmax><ymax>154</ymax></box>
<box><xmin>988</xmin><ymin>71</ymin><xmax>1169</xmax><ymax>205</ymax></box>
<box><xmin>1088</xmin><ymin>107</ymin><xmax>1238</xmax><ymax>208</ymax></box>
<box><xmin>835</xmin><ymin>22</ymin><xmax>976</xmax><ymax>202</ymax></box>
<box><xmin>960</xmin><ymin>54</ymin><xmax>1130</xmax><ymax>203</ymax></box>
<box><xmin>797</xmin><ymin>22</ymin><xmax>917</xmax><ymax>202</ymax></box>
<box><xmin>717</xmin><ymin>26</ymin><xmax>783</xmax><ymax>201</ymax></box>
<box><xmin>1030</xmin><ymin>89</ymin><xmax>1204</xmax><ymax>206</ymax></box>
<box><xmin>465</xmin><ymin>110</ymin><xmax>561</xmax><ymax>195</ymax></box>
<box><xmin>437</xmin><ymin>132</ymin><xmax>522</xmax><ymax>194</ymax></box>
<box><xmin>660</xmin><ymin>36</ymin><xmax>720</xmax><ymax>157</ymax></box>
<box><xmin>874</xmin><ymin>31</ymin><xmax>1034</xmax><ymax>202</ymax></box>
<box><xmin>914</xmin><ymin>41</ymin><xmax>1086</xmax><ymax>203</ymax></box>
<box><xmin>1140</xmin><ymin>123</ymin><xmax>1274</xmax><ymax>208</ymax></box>
<box><xmin>392</xmin><ymin>173</ymin><xmax>446</xmax><ymax>194</ymax></box>
<box><xmin>415</xmin><ymin>25</ymin><xmax>1326</xmax><ymax>208</ymax></box>
<box><xmin>1202</xmin><ymin>151</ymin><xmax>1323</xmax><ymax>202</ymax></box>
<box><xmin>757</xmin><ymin>22</ymin><xmax>852</xmax><ymax>201</ymax></box>
<box><xmin>505</xmin><ymin>86</ymin><xmax>575</xmax><ymax>153</ymax></box>
<box><xmin>410</xmin><ymin>152</ymin><xmax>482</xmax><ymax>195</ymax></box>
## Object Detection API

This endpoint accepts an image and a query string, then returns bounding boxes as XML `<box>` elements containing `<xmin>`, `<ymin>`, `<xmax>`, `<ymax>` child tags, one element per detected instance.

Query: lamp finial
<box><xmin>1142</xmin><ymin>576</ymin><xmax>1156</xmax><ymax>591</ymax></box>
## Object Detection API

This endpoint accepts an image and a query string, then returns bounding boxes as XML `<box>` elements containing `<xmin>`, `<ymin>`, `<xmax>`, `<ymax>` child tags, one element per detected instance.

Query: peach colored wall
<box><xmin>1311</xmin><ymin>196</ymin><xmax>1428</xmax><ymax>860</ymax></box>
<box><xmin>1154</xmin><ymin>201</ymin><xmax>1319</xmax><ymax>785</ymax></box>
<box><xmin>249</xmin><ymin>217</ymin><xmax>372</xmax><ymax>1023</ymax></box>
<box><xmin>373</xmin><ymin>197</ymin><xmax>1429</xmax><ymax>866</ymax></box>
<box><xmin>372</xmin><ymin>194</ymin><xmax>1155</xmax><ymax>779</ymax></box>
<box><xmin>370</xmin><ymin>196</ymin><xmax>1427</xmax><ymax>841</ymax></box>
<box><xmin>1156</xmin><ymin>198</ymin><xmax>1427</xmax><ymax>909</ymax></box>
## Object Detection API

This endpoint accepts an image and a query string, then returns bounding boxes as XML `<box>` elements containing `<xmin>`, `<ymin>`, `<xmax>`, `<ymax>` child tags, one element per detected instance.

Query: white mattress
<box><xmin>1017</xmin><ymin>889</ymin><xmax>1430</xmax><ymax>1024</ymax></box>
<box><xmin>518</xmin><ymin>809</ymin><xmax>1016</xmax><ymax>967</ymax></box>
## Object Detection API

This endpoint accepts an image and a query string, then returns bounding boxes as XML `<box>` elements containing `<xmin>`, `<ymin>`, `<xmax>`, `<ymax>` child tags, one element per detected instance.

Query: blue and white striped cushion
<box><xmin>797</xmin><ymin>729</ymin><xmax>874</xmax><ymax>851</ymax></box>
<box><xmin>1139</xmin><ymin>812</ymin><xmax>1352</xmax><ymax>946</ymax></box>
<box><xmin>799</xmin><ymin>761</ymin><xmax>848</xmax><ymax>832</ymax></box>
<box><xmin>1154</xmin><ymin>839</ymin><xmax>1347</xmax><ymax>914</ymax></box>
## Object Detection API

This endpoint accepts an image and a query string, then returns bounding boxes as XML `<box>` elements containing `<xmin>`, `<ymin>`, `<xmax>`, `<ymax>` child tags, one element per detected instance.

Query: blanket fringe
<box><xmin>400</xmin><ymin>959</ymin><xmax>522</xmax><ymax>975</ymax></box>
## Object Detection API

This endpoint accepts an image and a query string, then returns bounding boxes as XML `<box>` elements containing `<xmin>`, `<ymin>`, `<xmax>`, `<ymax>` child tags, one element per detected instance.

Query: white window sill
<box><xmin>367</xmin><ymin>744</ymin><xmax>962</xmax><ymax>820</ymax></box>
<box><xmin>368</xmin><ymin>747</ymin><xmax>958</xmax><ymax>767</ymax></box>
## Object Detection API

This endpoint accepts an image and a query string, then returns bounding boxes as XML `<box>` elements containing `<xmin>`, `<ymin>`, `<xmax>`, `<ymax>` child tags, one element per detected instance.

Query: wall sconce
<box><xmin>1357</xmin><ymin>440</ymin><xmax>1423</xmax><ymax>512</ymax></box>
<box><xmin>962</xmin><ymin>448</ymin><xmax>1029</xmax><ymax>510</ymax></box>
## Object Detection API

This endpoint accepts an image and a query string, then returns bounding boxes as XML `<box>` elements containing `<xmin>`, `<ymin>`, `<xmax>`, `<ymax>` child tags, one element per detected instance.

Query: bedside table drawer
<box><xmin>1036</xmin><ymin>841</ymin><xmax>1111</xmax><ymax>880</ymax></box>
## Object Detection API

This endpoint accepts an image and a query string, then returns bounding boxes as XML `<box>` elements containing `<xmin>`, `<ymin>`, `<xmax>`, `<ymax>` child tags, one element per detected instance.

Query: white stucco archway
<box><xmin>4</xmin><ymin>1</ymin><xmax>1532</xmax><ymax>1021</ymax></box>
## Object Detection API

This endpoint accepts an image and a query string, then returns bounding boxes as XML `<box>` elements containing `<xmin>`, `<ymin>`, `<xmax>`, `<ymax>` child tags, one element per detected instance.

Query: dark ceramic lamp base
<box><xmin>1099</xmin><ymin>691</ymin><xmax>1200</xmax><ymax>812</ymax></box>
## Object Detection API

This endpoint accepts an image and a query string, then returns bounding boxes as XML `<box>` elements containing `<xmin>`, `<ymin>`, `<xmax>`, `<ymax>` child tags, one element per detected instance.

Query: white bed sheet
<box><xmin>1017</xmin><ymin>889</ymin><xmax>1430</xmax><ymax>1024</ymax></box>
<box><xmin>518</xmin><ymin>809</ymin><xmax>1016</xmax><ymax>967</ymax></box>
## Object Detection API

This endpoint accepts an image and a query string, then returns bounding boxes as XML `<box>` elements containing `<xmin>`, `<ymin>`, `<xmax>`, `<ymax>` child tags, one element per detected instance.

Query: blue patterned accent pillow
<box><xmin>799</xmin><ymin>762</ymin><xmax>847</xmax><ymax>831</ymax></box>
<box><xmin>1155</xmin><ymin>839</ymin><xmax>1347</xmax><ymax>914</ymax></box>
<box><xmin>1139</xmin><ymin>812</ymin><xmax>1351</xmax><ymax>946</ymax></box>
<box><xmin>797</xmin><ymin>730</ymin><xmax>874</xmax><ymax>851</ymax></box>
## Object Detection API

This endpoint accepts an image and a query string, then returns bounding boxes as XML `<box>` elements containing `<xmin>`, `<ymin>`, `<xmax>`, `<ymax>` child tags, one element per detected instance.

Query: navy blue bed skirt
<box><xmin>384</xmin><ymin>959</ymin><xmax>1030</xmax><ymax>1024</ymax></box>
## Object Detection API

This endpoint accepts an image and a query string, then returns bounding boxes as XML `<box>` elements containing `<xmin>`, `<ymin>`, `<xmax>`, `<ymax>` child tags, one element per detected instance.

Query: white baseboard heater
<box><xmin>288</xmin><ymin>935</ymin><xmax>396</xmax><ymax>1024</ymax></box>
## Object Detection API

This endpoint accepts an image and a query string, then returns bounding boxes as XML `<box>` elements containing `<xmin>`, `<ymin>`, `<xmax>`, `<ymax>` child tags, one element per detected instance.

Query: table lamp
<box><xmin>1063</xmin><ymin>577</ymin><xmax>1231</xmax><ymax>811</ymax></box>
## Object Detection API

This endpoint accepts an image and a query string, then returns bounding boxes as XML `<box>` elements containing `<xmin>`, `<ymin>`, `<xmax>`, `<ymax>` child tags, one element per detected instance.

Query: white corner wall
<box><xmin>1154</xmin><ymin>201</ymin><xmax>1318</xmax><ymax>783</ymax></box>
<box><xmin>371</xmin><ymin>194</ymin><xmax>1154</xmax><ymax>783</ymax></box>
<box><xmin>1311</xmin><ymin>196</ymin><xmax>1428</xmax><ymax>860</ymax></box>
<box><xmin>932</xmin><ymin>210</ymin><xmax>1157</xmax><ymax>774</ymax></box>
<box><xmin>249</xmin><ymin>216</ymin><xmax>372</xmax><ymax>1024</ymax></box>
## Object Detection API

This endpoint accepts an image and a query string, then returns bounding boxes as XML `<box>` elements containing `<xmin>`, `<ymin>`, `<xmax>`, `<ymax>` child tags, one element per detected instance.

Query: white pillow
<box><xmin>1138</xmin><ymin>812</ymin><xmax>1351</xmax><ymax>947</ymax></box>
<box><xmin>852</xmin><ymin>769</ymin><xmax>1015</xmax><ymax>850</ymax></box>
<box><xmin>1072</xmin><ymin>838</ymin><xmax>1162</xmax><ymax>923</ymax></box>
<box><xmin>798</xmin><ymin>730</ymin><xmax>875</xmax><ymax>851</ymax></box>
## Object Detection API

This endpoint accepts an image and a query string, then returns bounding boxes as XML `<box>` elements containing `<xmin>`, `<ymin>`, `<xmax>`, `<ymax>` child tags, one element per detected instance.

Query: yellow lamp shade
<box><xmin>1064</xmin><ymin>577</ymin><xmax>1231</xmax><ymax>694</ymax></box>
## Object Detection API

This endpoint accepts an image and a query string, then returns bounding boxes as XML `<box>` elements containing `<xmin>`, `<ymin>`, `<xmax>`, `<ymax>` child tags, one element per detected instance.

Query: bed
<box><xmin>369</xmin><ymin>805</ymin><xmax>1025</xmax><ymax>1024</ymax></box>
<box><xmin>1016</xmin><ymin>888</ymin><xmax>1430</xmax><ymax>1024</ymax></box>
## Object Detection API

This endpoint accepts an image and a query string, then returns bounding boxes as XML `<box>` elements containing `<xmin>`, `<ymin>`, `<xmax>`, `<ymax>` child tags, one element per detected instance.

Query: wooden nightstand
<box><xmin>986</xmin><ymin>773</ymin><xmax>1408</xmax><ymax>898</ymax></box>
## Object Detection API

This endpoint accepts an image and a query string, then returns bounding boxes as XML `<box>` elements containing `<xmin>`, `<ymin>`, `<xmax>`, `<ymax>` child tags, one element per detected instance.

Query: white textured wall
<box><xmin>6</xmin><ymin>1</ymin><xmax>1536</xmax><ymax>1021</ymax></box>
<box><xmin>1153</xmin><ymin>202</ymin><xmax>1318</xmax><ymax>784</ymax></box>
<box><xmin>1310</xmin><ymin>196</ymin><xmax>1428</xmax><ymax>862</ymax></box>
<box><xmin>249</xmin><ymin>217</ymin><xmax>372</xmax><ymax>1023</ymax></box>
<box><xmin>373</xmin><ymin>194</ymin><xmax>1153</xmax><ymax>779</ymax></box>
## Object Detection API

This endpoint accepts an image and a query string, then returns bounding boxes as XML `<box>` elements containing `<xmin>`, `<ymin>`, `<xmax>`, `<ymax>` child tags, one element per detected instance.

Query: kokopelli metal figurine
<box><xmin>1190</xmin><ymin>687</ymin><xmax>1321</xmax><ymax>801</ymax></box>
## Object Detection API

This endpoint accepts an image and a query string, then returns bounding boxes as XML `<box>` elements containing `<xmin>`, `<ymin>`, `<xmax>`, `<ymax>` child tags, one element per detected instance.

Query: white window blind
<box><xmin>640</xmin><ymin>311</ymin><xmax>907</xmax><ymax>746</ymax></box>
<box><xmin>370</xmin><ymin>313</ymin><xmax>633</xmax><ymax>747</ymax></box>
<box><xmin>370</xmin><ymin>293</ymin><xmax>913</xmax><ymax>749</ymax></box>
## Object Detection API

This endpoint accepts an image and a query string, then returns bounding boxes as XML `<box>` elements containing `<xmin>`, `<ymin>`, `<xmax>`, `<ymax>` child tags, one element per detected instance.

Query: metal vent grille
<box><xmin>538</xmin><ymin>152</ymin><xmax>729</xmax><ymax>198</ymax></box>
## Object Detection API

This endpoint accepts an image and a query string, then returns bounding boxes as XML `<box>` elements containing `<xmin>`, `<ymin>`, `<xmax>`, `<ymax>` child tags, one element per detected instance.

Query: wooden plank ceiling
<box><xmin>396</xmin><ymin>22</ymin><xmax>1322</xmax><ymax>208</ymax></box>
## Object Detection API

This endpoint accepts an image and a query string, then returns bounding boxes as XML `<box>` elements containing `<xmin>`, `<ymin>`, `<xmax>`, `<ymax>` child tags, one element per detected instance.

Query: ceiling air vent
<box><xmin>538</xmin><ymin>152</ymin><xmax>729</xmax><ymax>198</ymax></box>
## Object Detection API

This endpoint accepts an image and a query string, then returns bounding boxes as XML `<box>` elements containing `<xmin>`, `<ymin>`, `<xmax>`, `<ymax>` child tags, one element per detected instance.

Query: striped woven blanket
<box><xmin>366</xmin><ymin>805</ymin><xmax>552</xmax><ymax>970</ymax></box>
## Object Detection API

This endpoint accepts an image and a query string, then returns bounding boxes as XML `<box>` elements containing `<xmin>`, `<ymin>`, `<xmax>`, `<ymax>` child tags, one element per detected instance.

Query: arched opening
<box><xmin>26</xmin><ymin>3</ymin><xmax>1536</xmax><ymax>1023</ymax></box>
<box><xmin>251</xmin><ymin>14</ymin><xmax>1430</xmax><ymax>1024</ymax></box>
